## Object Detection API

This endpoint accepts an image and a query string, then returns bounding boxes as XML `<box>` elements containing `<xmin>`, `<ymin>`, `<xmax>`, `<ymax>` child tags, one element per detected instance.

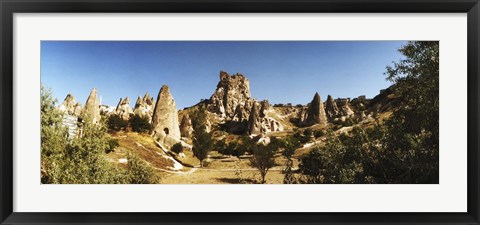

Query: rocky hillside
<box><xmin>58</xmin><ymin>70</ymin><xmax>396</xmax><ymax>148</ymax></box>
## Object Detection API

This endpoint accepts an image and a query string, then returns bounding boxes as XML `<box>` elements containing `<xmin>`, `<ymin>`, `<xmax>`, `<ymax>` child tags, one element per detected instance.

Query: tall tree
<box><xmin>250</xmin><ymin>143</ymin><xmax>278</xmax><ymax>184</ymax></box>
<box><xmin>190</xmin><ymin>108</ymin><xmax>213</xmax><ymax>167</ymax></box>
<box><xmin>383</xmin><ymin>41</ymin><xmax>439</xmax><ymax>183</ymax></box>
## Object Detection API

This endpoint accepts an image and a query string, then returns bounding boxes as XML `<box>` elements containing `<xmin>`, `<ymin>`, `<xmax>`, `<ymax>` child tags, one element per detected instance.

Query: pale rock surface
<box><xmin>115</xmin><ymin>97</ymin><xmax>133</xmax><ymax>120</ymax></box>
<box><xmin>325</xmin><ymin>95</ymin><xmax>340</xmax><ymax>120</ymax></box>
<box><xmin>58</xmin><ymin>94</ymin><xmax>82</xmax><ymax>116</ymax></box>
<box><xmin>133</xmin><ymin>92</ymin><xmax>155</xmax><ymax>121</ymax></box>
<box><xmin>209</xmin><ymin>71</ymin><xmax>252</xmax><ymax>118</ymax></box>
<box><xmin>304</xmin><ymin>92</ymin><xmax>327</xmax><ymax>126</ymax></box>
<box><xmin>83</xmin><ymin>88</ymin><xmax>101</xmax><ymax>124</ymax></box>
<box><xmin>152</xmin><ymin>85</ymin><xmax>181</xmax><ymax>145</ymax></box>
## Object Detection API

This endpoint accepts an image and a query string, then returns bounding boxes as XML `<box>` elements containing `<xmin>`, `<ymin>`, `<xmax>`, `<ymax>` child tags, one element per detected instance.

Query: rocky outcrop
<box><xmin>247</xmin><ymin>102</ymin><xmax>283</xmax><ymax>135</ymax></box>
<box><xmin>336</xmin><ymin>98</ymin><xmax>354</xmax><ymax>117</ymax></box>
<box><xmin>115</xmin><ymin>97</ymin><xmax>133</xmax><ymax>120</ymax></box>
<box><xmin>133</xmin><ymin>92</ymin><xmax>154</xmax><ymax>121</ymax></box>
<box><xmin>83</xmin><ymin>88</ymin><xmax>101</xmax><ymax>124</ymax></box>
<box><xmin>152</xmin><ymin>85</ymin><xmax>181</xmax><ymax>144</ymax></box>
<box><xmin>58</xmin><ymin>94</ymin><xmax>82</xmax><ymax>116</ymax></box>
<box><xmin>304</xmin><ymin>92</ymin><xmax>327</xmax><ymax>126</ymax></box>
<box><xmin>247</xmin><ymin>103</ymin><xmax>261</xmax><ymax>135</ymax></box>
<box><xmin>209</xmin><ymin>71</ymin><xmax>252</xmax><ymax>118</ymax></box>
<box><xmin>259</xmin><ymin>100</ymin><xmax>270</xmax><ymax>117</ymax></box>
<box><xmin>99</xmin><ymin>105</ymin><xmax>116</xmax><ymax>116</ymax></box>
<box><xmin>325</xmin><ymin>95</ymin><xmax>339</xmax><ymax>120</ymax></box>
<box><xmin>179</xmin><ymin>115</ymin><xmax>193</xmax><ymax>138</ymax></box>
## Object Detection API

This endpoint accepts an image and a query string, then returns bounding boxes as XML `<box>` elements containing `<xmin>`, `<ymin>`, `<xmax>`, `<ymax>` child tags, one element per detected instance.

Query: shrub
<box><xmin>106</xmin><ymin>138</ymin><xmax>119</xmax><ymax>153</ymax></box>
<box><xmin>125</xmin><ymin>153</ymin><xmax>159</xmax><ymax>184</ymax></box>
<box><xmin>313</xmin><ymin>130</ymin><xmax>325</xmax><ymax>138</ymax></box>
<box><xmin>107</xmin><ymin>114</ymin><xmax>128</xmax><ymax>131</ymax></box>
<box><xmin>129</xmin><ymin>114</ymin><xmax>152</xmax><ymax>133</ymax></box>
<box><xmin>171</xmin><ymin>142</ymin><xmax>184</xmax><ymax>154</ymax></box>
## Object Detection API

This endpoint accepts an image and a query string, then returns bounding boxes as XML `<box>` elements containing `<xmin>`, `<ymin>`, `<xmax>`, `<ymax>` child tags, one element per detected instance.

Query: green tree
<box><xmin>171</xmin><ymin>142</ymin><xmax>184</xmax><ymax>154</ymax></box>
<box><xmin>250</xmin><ymin>143</ymin><xmax>278</xmax><ymax>184</ymax></box>
<box><xmin>382</xmin><ymin>41</ymin><xmax>439</xmax><ymax>183</ymax></box>
<box><xmin>129</xmin><ymin>114</ymin><xmax>153</xmax><ymax>133</ymax></box>
<box><xmin>282</xmin><ymin>136</ymin><xmax>301</xmax><ymax>184</ymax></box>
<box><xmin>41</xmin><ymin>85</ymin><xmax>69</xmax><ymax>183</ymax></box>
<box><xmin>190</xmin><ymin>108</ymin><xmax>213</xmax><ymax>167</ymax></box>
<box><xmin>107</xmin><ymin>114</ymin><xmax>128</xmax><ymax>131</ymax></box>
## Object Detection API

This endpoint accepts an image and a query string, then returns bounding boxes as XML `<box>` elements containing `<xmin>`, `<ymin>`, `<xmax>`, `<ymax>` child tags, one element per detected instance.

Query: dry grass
<box><xmin>158</xmin><ymin>168</ymin><xmax>286</xmax><ymax>184</ymax></box>
<box><xmin>107</xmin><ymin>131</ymin><xmax>174</xmax><ymax>169</ymax></box>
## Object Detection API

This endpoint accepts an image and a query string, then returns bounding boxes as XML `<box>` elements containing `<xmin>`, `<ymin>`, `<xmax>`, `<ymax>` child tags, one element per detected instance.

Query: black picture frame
<box><xmin>1</xmin><ymin>0</ymin><xmax>479</xmax><ymax>224</ymax></box>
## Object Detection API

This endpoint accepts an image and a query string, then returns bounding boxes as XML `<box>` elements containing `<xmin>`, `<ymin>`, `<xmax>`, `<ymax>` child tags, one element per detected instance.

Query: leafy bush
<box><xmin>107</xmin><ymin>114</ymin><xmax>128</xmax><ymax>131</ymax></box>
<box><xmin>129</xmin><ymin>114</ymin><xmax>152</xmax><ymax>133</ymax></box>
<box><xmin>124</xmin><ymin>153</ymin><xmax>159</xmax><ymax>184</ymax></box>
<box><xmin>313</xmin><ymin>130</ymin><xmax>325</xmax><ymax>138</ymax></box>
<box><xmin>106</xmin><ymin>138</ymin><xmax>119</xmax><ymax>153</ymax></box>
<box><xmin>171</xmin><ymin>142</ymin><xmax>184</xmax><ymax>154</ymax></box>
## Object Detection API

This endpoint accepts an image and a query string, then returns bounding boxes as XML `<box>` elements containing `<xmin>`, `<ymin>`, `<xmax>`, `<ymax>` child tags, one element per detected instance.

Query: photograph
<box><xmin>40</xmin><ymin>40</ymin><xmax>439</xmax><ymax>184</ymax></box>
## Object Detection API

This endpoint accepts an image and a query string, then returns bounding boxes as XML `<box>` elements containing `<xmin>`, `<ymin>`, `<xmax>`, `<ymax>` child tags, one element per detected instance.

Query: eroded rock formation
<box><xmin>325</xmin><ymin>95</ymin><xmax>339</xmax><ymax>120</ymax></box>
<box><xmin>133</xmin><ymin>92</ymin><xmax>154</xmax><ymax>121</ymax></box>
<box><xmin>115</xmin><ymin>97</ymin><xmax>133</xmax><ymax>120</ymax></box>
<box><xmin>58</xmin><ymin>94</ymin><xmax>82</xmax><ymax>116</ymax></box>
<box><xmin>152</xmin><ymin>85</ymin><xmax>181</xmax><ymax>144</ymax></box>
<box><xmin>83</xmin><ymin>88</ymin><xmax>101</xmax><ymax>124</ymax></box>
<box><xmin>209</xmin><ymin>71</ymin><xmax>252</xmax><ymax>118</ymax></box>
<box><xmin>179</xmin><ymin>115</ymin><xmax>193</xmax><ymax>138</ymax></box>
<box><xmin>336</xmin><ymin>98</ymin><xmax>354</xmax><ymax>117</ymax></box>
<box><xmin>304</xmin><ymin>92</ymin><xmax>327</xmax><ymax>126</ymax></box>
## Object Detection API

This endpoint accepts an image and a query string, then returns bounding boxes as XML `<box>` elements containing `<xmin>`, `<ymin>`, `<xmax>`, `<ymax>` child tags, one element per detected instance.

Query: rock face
<box><xmin>115</xmin><ymin>97</ymin><xmax>133</xmax><ymax>120</ymax></box>
<box><xmin>247</xmin><ymin>103</ymin><xmax>261</xmax><ymax>135</ymax></box>
<box><xmin>179</xmin><ymin>115</ymin><xmax>193</xmax><ymax>138</ymax></box>
<box><xmin>247</xmin><ymin>101</ymin><xmax>283</xmax><ymax>135</ymax></box>
<box><xmin>133</xmin><ymin>92</ymin><xmax>154</xmax><ymax>121</ymax></box>
<box><xmin>325</xmin><ymin>95</ymin><xmax>339</xmax><ymax>120</ymax></box>
<box><xmin>259</xmin><ymin>100</ymin><xmax>270</xmax><ymax>117</ymax></box>
<box><xmin>152</xmin><ymin>85</ymin><xmax>181</xmax><ymax>144</ymax></box>
<box><xmin>83</xmin><ymin>88</ymin><xmax>101</xmax><ymax>124</ymax></box>
<box><xmin>209</xmin><ymin>71</ymin><xmax>252</xmax><ymax>118</ymax></box>
<box><xmin>99</xmin><ymin>105</ymin><xmax>116</xmax><ymax>116</ymax></box>
<box><xmin>58</xmin><ymin>94</ymin><xmax>82</xmax><ymax>116</ymax></box>
<box><xmin>336</xmin><ymin>98</ymin><xmax>354</xmax><ymax>117</ymax></box>
<box><xmin>204</xmin><ymin>71</ymin><xmax>284</xmax><ymax>135</ymax></box>
<box><xmin>304</xmin><ymin>92</ymin><xmax>327</xmax><ymax>126</ymax></box>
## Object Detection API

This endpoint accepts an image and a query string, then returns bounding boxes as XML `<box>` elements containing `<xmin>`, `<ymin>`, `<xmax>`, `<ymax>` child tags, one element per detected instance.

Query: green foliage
<box><xmin>382</xmin><ymin>41</ymin><xmax>439</xmax><ymax>183</ymax></box>
<box><xmin>231</xmin><ymin>142</ymin><xmax>246</xmax><ymax>158</ymax></box>
<box><xmin>41</xmin><ymin>85</ymin><xmax>159</xmax><ymax>184</ymax></box>
<box><xmin>293</xmin><ymin>130</ymin><xmax>309</xmax><ymax>144</ymax></box>
<box><xmin>107</xmin><ymin>114</ymin><xmax>128</xmax><ymax>131</ymax></box>
<box><xmin>124</xmin><ymin>153</ymin><xmax>159</xmax><ymax>184</ymax></box>
<box><xmin>171</xmin><ymin>142</ymin><xmax>184</xmax><ymax>154</ymax></box>
<box><xmin>129</xmin><ymin>114</ymin><xmax>152</xmax><ymax>133</ymax></box>
<box><xmin>107</xmin><ymin>138</ymin><xmax>119</xmax><ymax>152</ymax></box>
<box><xmin>192</xmin><ymin>129</ymin><xmax>213</xmax><ymax>167</ymax></box>
<box><xmin>249</xmin><ymin>143</ymin><xmax>278</xmax><ymax>184</ymax></box>
<box><xmin>313</xmin><ymin>130</ymin><xmax>325</xmax><ymax>138</ymax></box>
<box><xmin>303</xmin><ymin>128</ymin><xmax>313</xmax><ymax>138</ymax></box>
<box><xmin>215</xmin><ymin>139</ymin><xmax>227</xmax><ymax>155</ymax></box>
<box><xmin>189</xmin><ymin>107</ymin><xmax>209</xmax><ymax>131</ymax></box>
<box><xmin>190</xmin><ymin>108</ymin><xmax>213</xmax><ymax>167</ymax></box>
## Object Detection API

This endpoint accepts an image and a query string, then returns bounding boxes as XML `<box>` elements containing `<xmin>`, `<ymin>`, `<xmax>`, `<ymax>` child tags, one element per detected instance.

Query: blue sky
<box><xmin>41</xmin><ymin>41</ymin><xmax>406</xmax><ymax>109</ymax></box>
